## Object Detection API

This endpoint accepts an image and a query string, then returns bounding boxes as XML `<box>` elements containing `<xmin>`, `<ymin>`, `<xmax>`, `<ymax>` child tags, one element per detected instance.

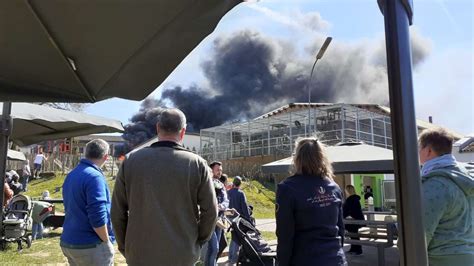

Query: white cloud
<box><xmin>247</xmin><ymin>4</ymin><xmax>330</xmax><ymax>33</ymax></box>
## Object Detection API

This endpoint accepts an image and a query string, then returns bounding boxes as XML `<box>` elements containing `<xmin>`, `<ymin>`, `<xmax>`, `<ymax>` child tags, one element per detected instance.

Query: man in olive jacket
<box><xmin>111</xmin><ymin>108</ymin><xmax>218</xmax><ymax>266</ymax></box>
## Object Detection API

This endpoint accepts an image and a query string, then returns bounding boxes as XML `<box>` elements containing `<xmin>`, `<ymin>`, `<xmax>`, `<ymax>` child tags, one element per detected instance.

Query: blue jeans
<box><xmin>32</xmin><ymin>222</ymin><xmax>44</xmax><ymax>240</ymax></box>
<box><xmin>228</xmin><ymin>238</ymin><xmax>240</xmax><ymax>263</ymax></box>
<box><xmin>205</xmin><ymin>228</ymin><xmax>222</xmax><ymax>266</ymax></box>
<box><xmin>22</xmin><ymin>175</ymin><xmax>29</xmax><ymax>191</ymax></box>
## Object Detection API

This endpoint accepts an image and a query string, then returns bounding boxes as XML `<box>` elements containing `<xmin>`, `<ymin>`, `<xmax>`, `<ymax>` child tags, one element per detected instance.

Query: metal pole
<box><xmin>383</xmin><ymin>117</ymin><xmax>388</xmax><ymax>148</ymax></box>
<box><xmin>308</xmin><ymin>59</ymin><xmax>319</xmax><ymax>137</ymax></box>
<box><xmin>1</xmin><ymin>102</ymin><xmax>13</xmax><ymax>229</ymax></box>
<box><xmin>381</xmin><ymin>0</ymin><xmax>428</xmax><ymax>265</ymax></box>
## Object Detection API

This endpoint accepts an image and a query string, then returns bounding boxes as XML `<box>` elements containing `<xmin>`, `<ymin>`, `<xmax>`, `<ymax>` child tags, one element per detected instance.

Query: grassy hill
<box><xmin>241</xmin><ymin>180</ymin><xmax>276</xmax><ymax>219</ymax></box>
<box><xmin>24</xmin><ymin>173</ymin><xmax>276</xmax><ymax>218</ymax></box>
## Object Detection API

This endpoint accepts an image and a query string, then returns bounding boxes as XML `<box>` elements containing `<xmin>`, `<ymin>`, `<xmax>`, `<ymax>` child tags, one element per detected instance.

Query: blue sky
<box><xmin>85</xmin><ymin>0</ymin><xmax>473</xmax><ymax>135</ymax></box>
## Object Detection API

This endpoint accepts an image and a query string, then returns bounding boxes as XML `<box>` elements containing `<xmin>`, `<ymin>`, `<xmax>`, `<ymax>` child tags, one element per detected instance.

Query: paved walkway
<box><xmin>219</xmin><ymin>218</ymin><xmax>400</xmax><ymax>265</ymax></box>
<box><xmin>217</xmin><ymin>244</ymin><xmax>399</xmax><ymax>265</ymax></box>
<box><xmin>255</xmin><ymin>219</ymin><xmax>276</xmax><ymax>232</ymax></box>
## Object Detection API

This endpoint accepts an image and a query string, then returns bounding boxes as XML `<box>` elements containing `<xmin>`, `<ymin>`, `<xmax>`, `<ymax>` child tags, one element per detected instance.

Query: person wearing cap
<box><xmin>227</xmin><ymin>176</ymin><xmax>251</xmax><ymax>264</ymax></box>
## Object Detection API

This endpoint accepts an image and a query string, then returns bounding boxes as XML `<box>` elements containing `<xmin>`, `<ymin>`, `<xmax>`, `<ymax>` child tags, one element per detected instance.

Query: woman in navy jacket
<box><xmin>276</xmin><ymin>137</ymin><xmax>347</xmax><ymax>266</ymax></box>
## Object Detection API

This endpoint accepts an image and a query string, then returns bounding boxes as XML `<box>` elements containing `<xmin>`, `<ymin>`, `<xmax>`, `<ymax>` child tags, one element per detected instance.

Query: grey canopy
<box><xmin>0</xmin><ymin>0</ymin><xmax>240</xmax><ymax>102</ymax></box>
<box><xmin>262</xmin><ymin>144</ymin><xmax>394</xmax><ymax>174</ymax></box>
<box><xmin>0</xmin><ymin>103</ymin><xmax>124</xmax><ymax>146</ymax></box>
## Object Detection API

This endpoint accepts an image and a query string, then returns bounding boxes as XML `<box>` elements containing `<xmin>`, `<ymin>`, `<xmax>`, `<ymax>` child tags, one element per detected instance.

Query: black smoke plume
<box><xmin>162</xmin><ymin>30</ymin><xmax>430</xmax><ymax>129</ymax></box>
<box><xmin>116</xmin><ymin>98</ymin><xmax>166</xmax><ymax>156</ymax></box>
<box><xmin>121</xmin><ymin>29</ymin><xmax>431</xmax><ymax>153</ymax></box>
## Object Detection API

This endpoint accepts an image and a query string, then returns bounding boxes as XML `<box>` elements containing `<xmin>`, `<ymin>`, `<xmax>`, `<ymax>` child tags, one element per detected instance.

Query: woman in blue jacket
<box><xmin>276</xmin><ymin>137</ymin><xmax>347</xmax><ymax>266</ymax></box>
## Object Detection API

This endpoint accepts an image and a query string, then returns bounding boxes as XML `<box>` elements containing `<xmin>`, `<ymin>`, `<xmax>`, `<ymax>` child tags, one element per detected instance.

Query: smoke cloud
<box><xmin>117</xmin><ymin>98</ymin><xmax>166</xmax><ymax>154</ymax></box>
<box><xmin>162</xmin><ymin>29</ymin><xmax>431</xmax><ymax>129</ymax></box>
<box><xmin>121</xmin><ymin>26</ymin><xmax>431</xmax><ymax>153</ymax></box>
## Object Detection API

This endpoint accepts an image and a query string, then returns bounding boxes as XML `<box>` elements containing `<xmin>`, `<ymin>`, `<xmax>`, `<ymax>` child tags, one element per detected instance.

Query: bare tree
<box><xmin>36</xmin><ymin>102</ymin><xmax>88</xmax><ymax>112</ymax></box>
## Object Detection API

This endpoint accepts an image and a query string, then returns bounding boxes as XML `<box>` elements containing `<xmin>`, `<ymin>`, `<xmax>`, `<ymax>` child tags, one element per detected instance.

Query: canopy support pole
<box><xmin>380</xmin><ymin>0</ymin><xmax>428</xmax><ymax>265</ymax></box>
<box><xmin>0</xmin><ymin>102</ymin><xmax>13</xmax><ymax>235</ymax></box>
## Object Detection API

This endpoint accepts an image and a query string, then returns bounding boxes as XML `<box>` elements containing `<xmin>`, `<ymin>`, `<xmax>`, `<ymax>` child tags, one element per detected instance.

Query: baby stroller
<box><xmin>1</xmin><ymin>194</ymin><xmax>33</xmax><ymax>251</ymax></box>
<box><xmin>226</xmin><ymin>210</ymin><xmax>277</xmax><ymax>266</ymax></box>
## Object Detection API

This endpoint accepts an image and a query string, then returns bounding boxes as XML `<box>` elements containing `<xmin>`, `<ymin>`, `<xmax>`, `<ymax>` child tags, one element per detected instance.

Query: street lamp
<box><xmin>308</xmin><ymin>37</ymin><xmax>332</xmax><ymax>136</ymax></box>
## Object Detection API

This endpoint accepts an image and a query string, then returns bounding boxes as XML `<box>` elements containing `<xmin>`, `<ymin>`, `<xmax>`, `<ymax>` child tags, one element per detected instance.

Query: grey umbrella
<box><xmin>0</xmin><ymin>0</ymin><xmax>240</xmax><ymax>102</ymax></box>
<box><xmin>262</xmin><ymin>144</ymin><xmax>394</xmax><ymax>174</ymax></box>
<box><xmin>0</xmin><ymin>103</ymin><xmax>124</xmax><ymax>146</ymax></box>
<box><xmin>0</xmin><ymin>0</ymin><xmax>240</xmax><ymax>233</ymax></box>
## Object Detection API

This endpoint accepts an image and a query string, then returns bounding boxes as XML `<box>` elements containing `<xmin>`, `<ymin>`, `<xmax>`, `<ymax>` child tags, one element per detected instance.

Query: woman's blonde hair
<box><xmin>293</xmin><ymin>137</ymin><xmax>334</xmax><ymax>180</ymax></box>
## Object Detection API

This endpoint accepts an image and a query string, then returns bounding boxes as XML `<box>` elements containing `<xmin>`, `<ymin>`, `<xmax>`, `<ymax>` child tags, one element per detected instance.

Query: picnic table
<box><xmin>344</xmin><ymin>219</ymin><xmax>398</xmax><ymax>266</ymax></box>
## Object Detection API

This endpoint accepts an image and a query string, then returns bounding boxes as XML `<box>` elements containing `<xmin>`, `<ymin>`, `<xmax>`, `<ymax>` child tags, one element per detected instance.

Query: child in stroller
<box><xmin>224</xmin><ymin>209</ymin><xmax>277</xmax><ymax>266</ymax></box>
<box><xmin>1</xmin><ymin>194</ymin><xmax>33</xmax><ymax>251</ymax></box>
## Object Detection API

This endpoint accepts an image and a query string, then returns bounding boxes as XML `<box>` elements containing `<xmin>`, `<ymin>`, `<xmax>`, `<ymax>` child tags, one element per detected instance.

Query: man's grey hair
<box><xmin>157</xmin><ymin>108</ymin><xmax>187</xmax><ymax>134</ymax></box>
<box><xmin>85</xmin><ymin>139</ymin><xmax>109</xmax><ymax>160</ymax></box>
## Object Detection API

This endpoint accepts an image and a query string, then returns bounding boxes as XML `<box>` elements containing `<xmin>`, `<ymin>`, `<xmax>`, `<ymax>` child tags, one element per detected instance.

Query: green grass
<box><xmin>24</xmin><ymin>174</ymin><xmax>67</xmax><ymax>213</ymax></box>
<box><xmin>1</xmin><ymin>174</ymin><xmax>276</xmax><ymax>263</ymax></box>
<box><xmin>241</xmin><ymin>180</ymin><xmax>276</xmax><ymax>219</ymax></box>
<box><xmin>0</xmin><ymin>229</ymin><xmax>126</xmax><ymax>265</ymax></box>
<box><xmin>23</xmin><ymin>173</ymin><xmax>117</xmax><ymax>213</ymax></box>
<box><xmin>0</xmin><ymin>231</ymin><xmax>68</xmax><ymax>265</ymax></box>
<box><xmin>24</xmin><ymin>174</ymin><xmax>66</xmax><ymax>200</ymax></box>
<box><xmin>2</xmin><ymin>174</ymin><xmax>125</xmax><ymax>264</ymax></box>
<box><xmin>24</xmin><ymin>173</ymin><xmax>276</xmax><ymax>219</ymax></box>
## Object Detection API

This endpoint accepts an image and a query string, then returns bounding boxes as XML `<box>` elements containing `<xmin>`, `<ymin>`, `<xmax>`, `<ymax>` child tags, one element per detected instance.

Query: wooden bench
<box><xmin>344</xmin><ymin>219</ymin><xmax>397</xmax><ymax>266</ymax></box>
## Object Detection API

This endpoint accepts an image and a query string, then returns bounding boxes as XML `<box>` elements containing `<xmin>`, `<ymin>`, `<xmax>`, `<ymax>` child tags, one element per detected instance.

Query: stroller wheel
<box><xmin>17</xmin><ymin>240</ymin><xmax>23</xmax><ymax>252</ymax></box>
<box><xmin>26</xmin><ymin>235</ymin><xmax>32</xmax><ymax>248</ymax></box>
